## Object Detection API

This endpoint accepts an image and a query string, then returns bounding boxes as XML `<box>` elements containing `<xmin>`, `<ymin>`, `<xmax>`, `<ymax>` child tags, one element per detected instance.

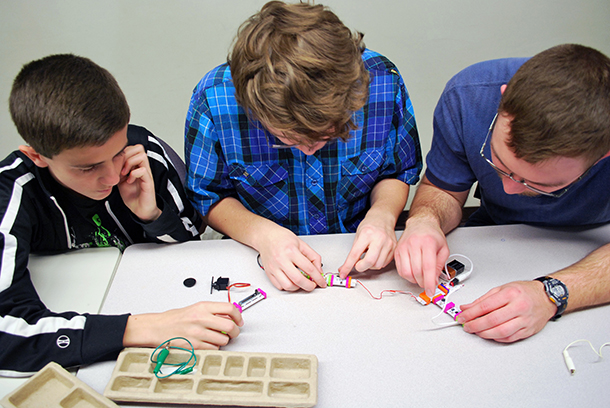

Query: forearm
<box><xmin>0</xmin><ymin>311</ymin><xmax>127</xmax><ymax>373</ymax></box>
<box><xmin>551</xmin><ymin>243</ymin><xmax>610</xmax><ymax>312</ymax></box>
<box><xmin>365</xmin><ymin>179</ymin><xmax>409</xmax><ymax>229</ymax></box>
<box><xmin>206</xmin><ymin>197</ymin><xmax>282</xmax><ymax>252</ymax></box>
<box><xmin>406</xmin><ymin>176</ymin><xmax>467</xmax><ymax>234</ymax></box>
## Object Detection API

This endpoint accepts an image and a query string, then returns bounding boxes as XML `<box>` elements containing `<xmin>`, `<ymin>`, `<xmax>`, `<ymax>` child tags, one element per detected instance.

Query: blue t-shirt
<box><xmin>426</xmin><ymin>58</ymin><xmax>610</xmax><ymax>227</ymax></box>
<box><xmin>185</xmin><ymin>49</ymin><xmax>422</xmax><ymax>235</ymax></box>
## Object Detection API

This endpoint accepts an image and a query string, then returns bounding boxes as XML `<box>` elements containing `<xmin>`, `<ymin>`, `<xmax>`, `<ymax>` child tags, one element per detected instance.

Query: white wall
<box><xmin>1</xmin><ymin>0</ymin><xmax>609</xmax><ymax>207</ymax></box>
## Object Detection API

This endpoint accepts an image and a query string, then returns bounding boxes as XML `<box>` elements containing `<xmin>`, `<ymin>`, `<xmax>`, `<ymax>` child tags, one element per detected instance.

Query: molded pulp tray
<box><xmin>1</xmin><ymin>361</ymin><xmax>119</xmax><ymax>408</ymax></box>
<box><xmin>103</xmin><ymin>347</ymin><xmax>318</xmax><ymax>407</ymax></box>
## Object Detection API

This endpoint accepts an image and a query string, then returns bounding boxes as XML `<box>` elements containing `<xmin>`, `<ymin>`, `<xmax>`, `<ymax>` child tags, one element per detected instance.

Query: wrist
<box><xmin>140</xmin><ymin>207</ymin><xmax>163</xmax><ymax>223</ymax></box>
<box><xmin>362</xmin><ymin>206</ymin><xmax>397</xmax><ymax>232</ymax></box>
<box><xmin>124</xmin><ymin>314</ymin><xmax>158</xmax><ymax>347</ymax></box>
<box><xmin>534</xmin><ymin>276</ymin><xmax>569</xmax><ymax>321</ymax></box>
<box><xmin>405</xmin><ymin>212</ymin><xmax>442</xmax><ymax>232</ymax></box>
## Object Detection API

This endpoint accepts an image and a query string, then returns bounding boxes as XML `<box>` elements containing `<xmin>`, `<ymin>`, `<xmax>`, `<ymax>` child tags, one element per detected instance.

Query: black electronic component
<box><xmin>446</xmin><ymin>259</ymin><xmax>465</xmax><ymax>278</ymax></box>
<box><xmin>183</xmin><ymin>278</ymin><xmax>197</xmax><ymax>288</ymax></box>
<box><xmin>210</xmin><ymin>276</ymin><xmax>230</xmax><ymax>294</ymax></box>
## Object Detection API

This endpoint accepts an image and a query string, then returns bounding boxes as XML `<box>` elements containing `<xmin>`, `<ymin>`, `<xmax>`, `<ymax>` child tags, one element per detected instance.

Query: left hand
<box><xmin>338</xmin><ymin>216</ymin><xmax>397</xmax><ymax>278</ymax></box>
<box><xmin>457</xmin><ymin>280</ymin><xmax>556</xmax><ymax>343</ymax></box>
<box><xmin>117</xmin><ymin>144</ymin><xmax>162</xmax><ymax>222</ymax></box>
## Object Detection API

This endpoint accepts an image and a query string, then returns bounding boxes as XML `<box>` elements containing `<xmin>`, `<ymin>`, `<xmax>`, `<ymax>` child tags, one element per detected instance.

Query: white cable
<box><xmin>562</xmin><ymin>339</ymin><xmax>610</xmax><ymax>375</ymax></box>
<box><xmin>442</xmin><ymin>253</ymin><xmax>474</xmax><ymax>282</ymax></box>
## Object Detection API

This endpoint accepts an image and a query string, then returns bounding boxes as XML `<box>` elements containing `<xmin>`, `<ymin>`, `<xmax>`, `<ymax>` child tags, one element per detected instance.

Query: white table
<box><xmin>0</xmin><ymin>247</ymin><xmax>122</xmax><ymax>396</ymax></box>
<box><xmin>78</xmin><ymin>225</ymin><xmax>610</xmax><ymax>407</ymax></box>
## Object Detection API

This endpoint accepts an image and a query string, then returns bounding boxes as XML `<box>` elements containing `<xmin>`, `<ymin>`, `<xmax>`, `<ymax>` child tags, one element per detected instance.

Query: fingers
<box><xmin>394</xmin><ymin>224</ymin><xmax>449</xmax><ymax>296</ymax></box>
<box><xmin>265</xmin><ymin>260</ymin><xmax>322</xmax><ymax>292</ymax></box>
<box><xmin>127</xmin><ymin>301</ymin><xmax>245</xmax><ymax>350</ymax></box>
<box><xmin>207</xmin><ymin>301</ymin><xmax>244</xmax><ymax>328</ymax></box>
<box><xmin>117</xmin><ymin>144</ymin><xmax>161</xmax><ymax>221</ymax></box>
<box><xmin>338</xmin><ymin>242</ymin><xmax>365</xmax><ymax>278</ymax></box>
<box><xmin>122</xmin><ymin>166</ymin><xmax>148</xmax><ymax>185</ymax></box>
<box><xmin>457</xmin><ymin>282</ymin><xmax>552</xmax><ymax>343</ymax></box>
<box><xmin>121</xmin><ymin>145</ymin><xmax>150</xmax><ymax>174</ymax></box>
<box><xmin>120</xmin><ymin>148</ymin><xmax>153</xmax><ymax>187</ymax></box>
<box><xmin>299</xmin><ymin>244</ymin><xmax>326</xmax><ymax>288</ymax></box>
<box><xmin>182</xmin><ymin>302</ymin><xmax>243</xmax><ymax>348</ymax></box>
<box><xmin>258</xmin><ymin>236</ymin><xmax>325</xmax><ymax>292</ymax></box>
<box><xmin>338</xmin><ymin>224</ymin><xmax>396</xmax><ymax>278</ymax></box>
<box><xmin>421</xmin><ymin>244</ymin><xmax>440</xmax><ymax>297</ymax></box>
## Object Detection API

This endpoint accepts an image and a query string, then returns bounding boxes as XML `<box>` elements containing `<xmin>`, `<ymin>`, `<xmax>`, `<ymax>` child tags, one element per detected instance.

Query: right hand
<box><xmin>257</xmin><ymin>226</ymin><xmax>326</xmax><ymax>292</ymax></box>
<box><xmin>124</xmin><ymin>301</ymin><xmax>244</xmax><ymax>350</ymax></box>
<box><xmin>394</xmin><ymin>217</ymin><xmax>450</xmax><ymax>297</ymax></box>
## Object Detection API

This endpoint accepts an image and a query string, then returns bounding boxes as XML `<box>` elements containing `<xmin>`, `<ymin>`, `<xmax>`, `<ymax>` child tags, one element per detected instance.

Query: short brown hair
<box><xmin>499</xmin><ymin>44</ymin><xmax>610</xmax><ymax>165</ymax></box>
<box><xmin>9</xmin><ymin>54</ymin><xmax>130</xmax><ymax>158</ymax></box>
<box><xmin>229</xmin><ymin>1</ymin><xmax>369</xmax><ymax>143</ymax></box>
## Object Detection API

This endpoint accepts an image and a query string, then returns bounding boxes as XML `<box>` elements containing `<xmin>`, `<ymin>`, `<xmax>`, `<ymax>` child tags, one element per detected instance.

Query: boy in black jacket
<box><xmin>0</xmin><ymin>54</ymin><xmax>243</xmax><ymax>376</ymax></box>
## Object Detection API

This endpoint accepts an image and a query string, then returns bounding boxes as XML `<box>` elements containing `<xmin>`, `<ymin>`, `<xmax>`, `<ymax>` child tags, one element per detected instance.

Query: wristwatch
<box><xmin>534</xmin><ymin>276</ymin><xmax>569</xmax><ymax>321</ymax></box>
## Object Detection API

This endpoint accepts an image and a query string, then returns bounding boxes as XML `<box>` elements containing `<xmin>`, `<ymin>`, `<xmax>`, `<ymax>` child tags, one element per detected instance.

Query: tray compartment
<box><xmin>104</xmin><ymin>348</ymin><xmax>317</xmax><ymax>407</ymax></box>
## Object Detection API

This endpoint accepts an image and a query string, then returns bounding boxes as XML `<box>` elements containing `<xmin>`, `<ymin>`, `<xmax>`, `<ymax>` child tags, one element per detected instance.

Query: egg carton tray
<box><xmin>103</xmin><ymin>347</ymin><xmax>318</xmax><ymax>407</ymax></box>
<box><xmin>1</xmin><ymin>361</ymin><xmax>118</xmax><ymax>408</ymax></box>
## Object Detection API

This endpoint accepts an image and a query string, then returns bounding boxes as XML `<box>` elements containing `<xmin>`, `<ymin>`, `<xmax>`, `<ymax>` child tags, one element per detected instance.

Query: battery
<box><xmin>233</xmin><ymin>288</ymin><xmax>267</xmax><ymax>312</ymax></box>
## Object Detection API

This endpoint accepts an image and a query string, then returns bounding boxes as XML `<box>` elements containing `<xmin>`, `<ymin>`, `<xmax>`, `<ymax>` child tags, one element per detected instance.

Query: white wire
<box><xmin>442</xmin><ymin>253</ymin><xmax>474</xmax><ymax>281</ymax></box>
<box><xmin>563</xmin><ymin>339</ymin><xmax>610</xmax><ymax>375</ymax></box>
<box><xmin>564</xmin><ymin>339</ymin><xmax>610</xmax><ymax>359</ymax></box>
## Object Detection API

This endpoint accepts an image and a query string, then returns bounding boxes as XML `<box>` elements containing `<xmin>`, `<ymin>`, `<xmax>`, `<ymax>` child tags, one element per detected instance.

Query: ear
<box><xmin>19</xmin><ymin>145</ymin><xmax>50</xmax><ymax>168</ymax></box>
<box><xmin>500</xmin><ymin>84</ymin><xmax>507</xmax><ymax>94</ymax></box>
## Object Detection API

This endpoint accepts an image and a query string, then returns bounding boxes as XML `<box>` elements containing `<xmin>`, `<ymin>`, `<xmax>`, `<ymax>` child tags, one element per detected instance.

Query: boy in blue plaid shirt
<box><xmin>185</xmin><ymin>1</ymin><xmax>422</xmax><ymax>291</ymax></box>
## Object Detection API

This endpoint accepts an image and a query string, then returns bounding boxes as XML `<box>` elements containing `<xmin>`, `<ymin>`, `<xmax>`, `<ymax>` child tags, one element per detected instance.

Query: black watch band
<box><xmin>534</xmin><ymin>276</ymin><xmax>569</xmax><ymax>321</ymax></box>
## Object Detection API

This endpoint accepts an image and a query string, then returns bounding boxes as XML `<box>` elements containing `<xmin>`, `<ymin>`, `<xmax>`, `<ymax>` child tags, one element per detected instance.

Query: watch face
<box><xmin>550</xmin><ymin>285</ymin><xmax>566</xmax><ymax>297</ymax></box>
<box><xmin>546</xmin><ymin>279</ymin><xmax>568</xmax><ymax>302</ymax></box>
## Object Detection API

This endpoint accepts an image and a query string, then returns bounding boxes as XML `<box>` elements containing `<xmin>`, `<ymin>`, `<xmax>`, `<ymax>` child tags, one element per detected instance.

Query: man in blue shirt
<box><xmin>395</xmin><ymin>44</ymin><xmax>610</xmax><ymax>342</ymax></box>
<box><xmin>185</xmin><ymin>1</ymin><xmax>422</xmax><ymax>292</ymax></box>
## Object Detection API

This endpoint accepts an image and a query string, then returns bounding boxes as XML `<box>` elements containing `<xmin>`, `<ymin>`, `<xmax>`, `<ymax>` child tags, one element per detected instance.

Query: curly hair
<box><xmin>229</xmin><ymin>1</ymin><xmax>369</xmax><ymax>143</ymax></box>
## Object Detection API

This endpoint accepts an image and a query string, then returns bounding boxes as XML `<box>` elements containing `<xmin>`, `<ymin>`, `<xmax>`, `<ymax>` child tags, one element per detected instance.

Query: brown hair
<box><xmin>9</xmin><ymin>54</ymin><xmax>130</xmax><ymax>158</ymax></box>
<box><xmin>499</xmin><ymin>43</ymin><xmax>610</xmax><ymax>165</ymax></box>
<box><xmin>229</xmin><ymin>0</ymin><xmax>369</xmax><ymax>143</ymax></box>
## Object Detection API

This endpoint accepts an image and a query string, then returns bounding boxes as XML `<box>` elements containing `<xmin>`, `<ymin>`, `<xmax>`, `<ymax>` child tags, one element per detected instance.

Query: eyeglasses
<box><xmin>479</xmin><ymin>113</ymin><xmax>592</xmax><ymax>198</ymax></box>
<box><xmin>265</xmin><ymin>133</ymin><xmax>300</xmax><ymax>149</ymax></box>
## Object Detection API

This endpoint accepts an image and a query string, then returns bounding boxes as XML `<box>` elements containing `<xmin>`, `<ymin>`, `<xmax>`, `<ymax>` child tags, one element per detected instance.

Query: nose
<box><xmin>501</xmin><ymin>177</ymin><xmax>528</xmax><ymax>195</ymax></box>
<box><xmin>296</xmin><ymin>142</ymin><xmax>325</xmax><ymax>156</ymax></box>
<box><xmin>100</xmin><ymin>161</ymin><xmax>121</xmax><ymax>186</ymax></box>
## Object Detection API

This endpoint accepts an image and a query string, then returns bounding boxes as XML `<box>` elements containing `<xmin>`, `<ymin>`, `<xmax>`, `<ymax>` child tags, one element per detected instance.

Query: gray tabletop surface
<box><xmin>77</xmin><ymin>223</ymin><xmax>610</xmax><ymax>407</ymax></box>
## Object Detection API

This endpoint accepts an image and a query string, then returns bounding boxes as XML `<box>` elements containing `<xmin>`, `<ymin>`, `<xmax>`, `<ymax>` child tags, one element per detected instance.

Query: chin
<box><xmin>83</xmin><ymin>189</ymin><xmax>113</xmax><ymax>201</ymax></box>
<box><xmin>519</xmin><ymin>191</ymin><xmax>541</xmax><ymax>197</ymax></box>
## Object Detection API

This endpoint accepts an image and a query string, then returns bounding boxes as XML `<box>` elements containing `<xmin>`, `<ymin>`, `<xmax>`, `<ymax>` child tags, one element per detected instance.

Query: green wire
<box><xmin>150</xmin><ymin>337</ymin><xmax>197</xmax><ymax>379</ymax></box>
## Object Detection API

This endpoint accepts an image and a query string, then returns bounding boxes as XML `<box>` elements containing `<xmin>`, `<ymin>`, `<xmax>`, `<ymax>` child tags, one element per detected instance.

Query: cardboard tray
<box><xmin>1</xmin><ymin>361</ymin><xmax>119</xmax><ymax>408</ymax></box>
<box><xmin>103</xmin><ymin>347</ymin><xmax>318</xmax><ymax>407</ymax></box>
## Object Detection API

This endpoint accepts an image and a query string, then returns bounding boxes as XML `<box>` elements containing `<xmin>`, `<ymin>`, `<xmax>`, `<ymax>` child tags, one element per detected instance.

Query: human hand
<box><xmin>117</xmin><ymin>144</ymin><xmax>162</xmax><ymax>222</ymax></box>
<box><xmin>394</xmin><ymin>217</ymin><xmax>450</xmax><ymax>297</ymax></box>
<box><xmin>257</xmin><ymin>227</ymin><xmax>326</xmax><ymax>292</ymax></box>
<box><xmin>457</xmin><ymin>281</ymin><xmax>556</xmax><ymax>343</ymax></box>
<box><xmin>338</xmin><ymin>217</ymin><xmax>397</xmax><ymax>278</ymax></box>
<box><xmin>124</xmin><ymin>301</ymin><xmax>244</xmax><ymax>350</ymax></box>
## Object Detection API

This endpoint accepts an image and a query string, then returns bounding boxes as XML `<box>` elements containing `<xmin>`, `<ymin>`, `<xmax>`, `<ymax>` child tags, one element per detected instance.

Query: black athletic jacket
<box><xmin>0</xmin><ymin>125</ymin><xmax>202</xmax><ymax>376</ymax></box>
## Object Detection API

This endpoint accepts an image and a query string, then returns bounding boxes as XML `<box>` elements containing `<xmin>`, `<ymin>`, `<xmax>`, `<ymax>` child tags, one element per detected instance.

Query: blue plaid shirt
<box><xmin>185</xmin><ymin>49</ymin><xmax>422</xmax><ymax>235</ymax></box>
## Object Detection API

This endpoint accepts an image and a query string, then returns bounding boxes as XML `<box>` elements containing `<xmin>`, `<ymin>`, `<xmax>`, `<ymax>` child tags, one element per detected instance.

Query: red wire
<box><xmin>356</xmin><ymin>280</ymin><xmax>416</xmax><ymax>300</ymax></box>
<box><xmin>227</xmin><ymin>283</ymin><xmax>251</xmax><ymax>303</ymax></box>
